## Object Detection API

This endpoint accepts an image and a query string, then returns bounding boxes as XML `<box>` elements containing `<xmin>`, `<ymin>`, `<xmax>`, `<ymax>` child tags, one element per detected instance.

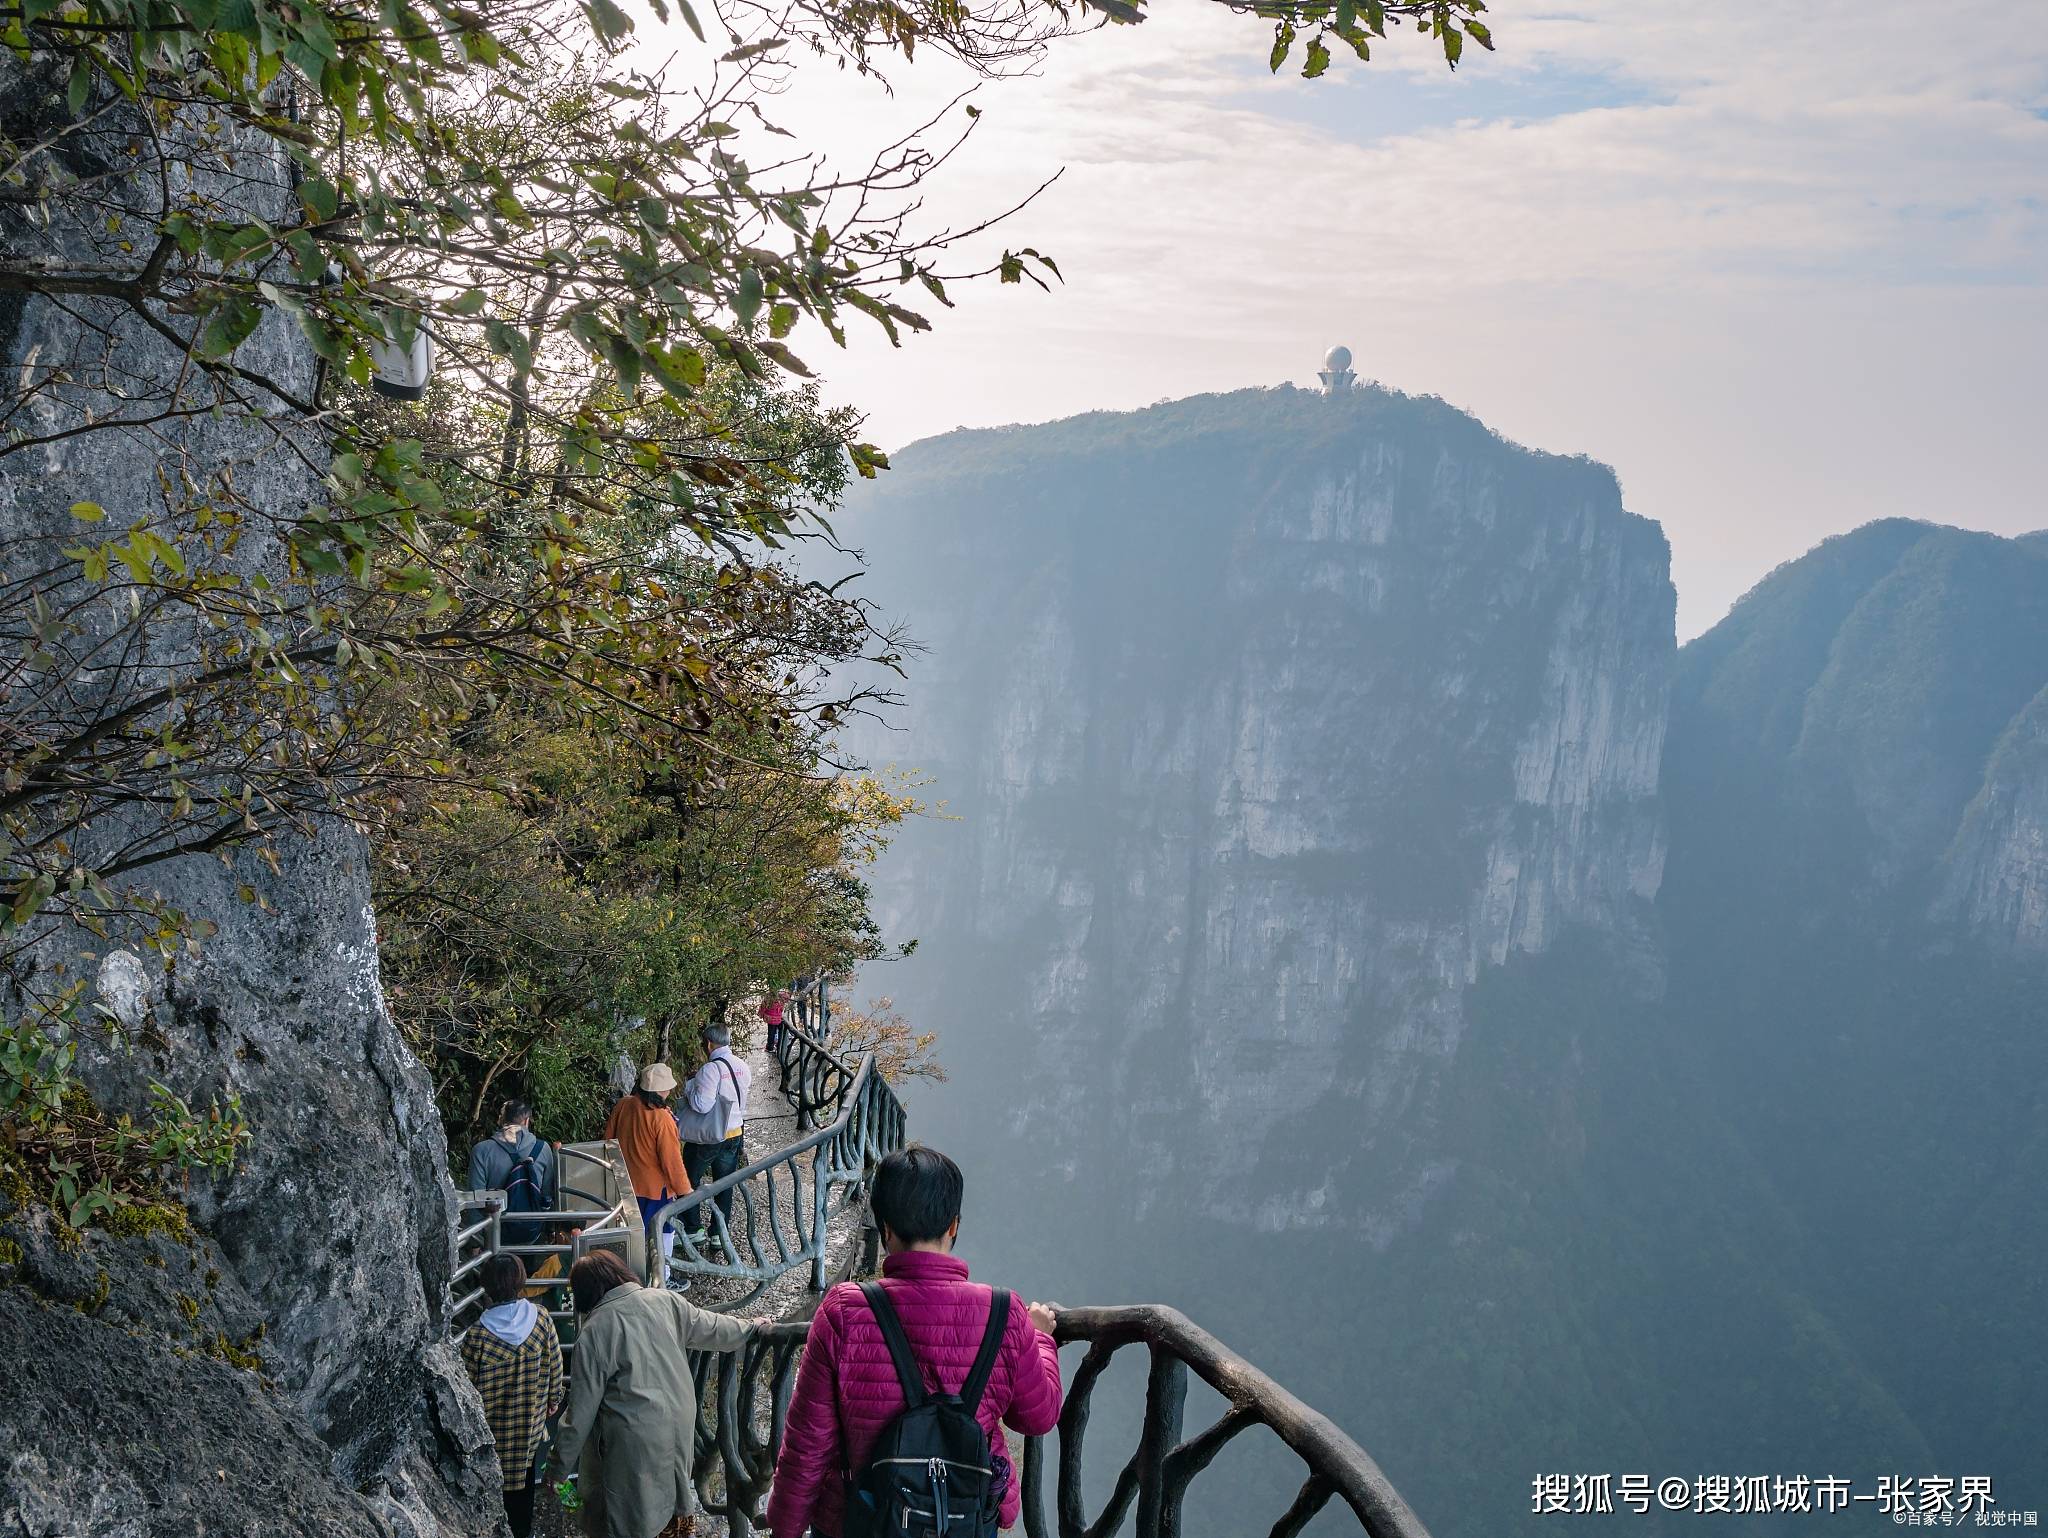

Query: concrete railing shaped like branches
<box><xmin>773</xmin><ymin>1015</ymin><xmax>855</xmax><ymax>1132</ymax></box>
<box><xmin>1022</xmin><ymin>1306</ymin><xmax>1432</xmax><ymax>1538</ymax></box>
<box><xmin>681</xmin><ymin>1307</ymin><xmax>1433</xmax><ymax>1538</ymax></box>
<box><xmin>651</xmin><ymin>1025</ymin><xmax>906</xmax><ymax>1307</ymax></box>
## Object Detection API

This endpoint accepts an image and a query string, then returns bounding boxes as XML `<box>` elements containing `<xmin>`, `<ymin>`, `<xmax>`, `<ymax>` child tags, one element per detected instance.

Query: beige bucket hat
<box><xmin>638</xmin><ymin>1062</ymin><xmax>677</xmax><ymax>1094</ymax></box>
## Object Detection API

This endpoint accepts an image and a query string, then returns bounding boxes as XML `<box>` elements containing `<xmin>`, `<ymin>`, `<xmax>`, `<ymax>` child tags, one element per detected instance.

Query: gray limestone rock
<box><xmin>1</xmin><ymin>52</ymin><xmax>497</xmax><ymax>1537</ymax></box>
<box><xmin>836</xmin><ymin>385</ymin><xmax>1674</xmax><ymax>1241</ymax></box>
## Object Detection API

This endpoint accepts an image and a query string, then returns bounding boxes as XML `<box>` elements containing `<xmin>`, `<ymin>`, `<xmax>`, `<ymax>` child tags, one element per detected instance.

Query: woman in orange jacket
<box><xmin>604</xmin><ymin>1063</ymin><xmax>692</xmax><ymax>1287</ymax></box>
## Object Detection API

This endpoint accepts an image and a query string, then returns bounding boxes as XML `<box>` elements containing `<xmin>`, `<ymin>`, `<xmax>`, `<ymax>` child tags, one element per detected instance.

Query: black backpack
<box><xmin>499</xmin><ymin>1138</ymin><xmax>550</xmax><ymax>1243</ymax></box>
<box><xmin>499</xmin><ymin>1130</ymin><xmax>548</xmax><ymax>1212</ymax></box>
<box><xmin>846</xmin><ymin>1281</ymin><xmax>1010</xmax><ymax>1538</ymax></box>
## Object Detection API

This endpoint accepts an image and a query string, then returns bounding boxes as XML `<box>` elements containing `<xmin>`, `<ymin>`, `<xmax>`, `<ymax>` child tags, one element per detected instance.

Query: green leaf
<box><xmin>1443</xmin><ymin>25</ymin><xmax>1462</xmax><ymax>65</ymax></box>
<box><xmin>66</xmin><ymin>57</ymin><xmax>89</xmax><ymax>114</ymax></box>
<box><xmin>585</xmin><ymin>0</ymin><xmax>633</xmax><ymax>43</ymax></box>
<box><xmin>606</xmin><ymin>335</ymin><xmax>642</xmax><ymax>396</ymax></box>
<box><xmin>675</xmin><ymin>0</ymin><xmax>703</xmax><ymax>39</ymax></box>
<box><xmin>1268</xmin><ymin>20</ymin><xmax>1295</xmax><ymax>73</ymax></box>
<box><xmin>734</xmin><ymin>267</ymin><xmax>764</xmax><ymax>329</ymax></box>
<box><xmin>69</xmin><ymin>502</ymin><xmax>106</xmax><ymax>522</ymax></box>
<box><xmin>195</xmin><ymin>296</ymin><xmax>263</xmax><ymax>359</ymax></box>
<box><xmin>1303</xmin><ymin>36</ymin><xmax>1331</xmax><ymax>77</ymax></box>
<box><xmin>296</xmin><ymin>310</ymin><xmax>343</xmax><ymax>362</ymax></box>
<box><xmin>298</xmin><ymin>177</ymin><xmax>338</xmax><ymax>222</ymax></box>
<box><xmin>449</xmin><ymin>288</ymin><xmax>488</xmax><ymax>316</ymax></box>
<box><xmin>295</xmin><ymin>9</ymin><xmax>339</xmax><ymax>58</ymax></box>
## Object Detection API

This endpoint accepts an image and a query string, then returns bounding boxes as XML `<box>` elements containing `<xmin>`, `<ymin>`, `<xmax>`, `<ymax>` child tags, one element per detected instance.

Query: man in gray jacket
<box><xmin>468</xmin><ymin>1098</ymin><xmax>558</xmax><ymax>1244</ymax></box>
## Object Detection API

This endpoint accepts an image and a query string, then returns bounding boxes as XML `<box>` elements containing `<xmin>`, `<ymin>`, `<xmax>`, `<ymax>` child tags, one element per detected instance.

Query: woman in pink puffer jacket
<box><xmin>766</xmin><ymin>1147</ymin><xmax>1064</xmax><ymax>1538</ymax></box>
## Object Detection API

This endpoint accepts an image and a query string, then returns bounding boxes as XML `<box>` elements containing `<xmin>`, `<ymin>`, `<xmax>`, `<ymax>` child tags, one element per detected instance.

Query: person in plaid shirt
<box><xmin>462</xmin><ymin>1253</ymin><xmax>564</xmax><ymax>1538</ymax></box>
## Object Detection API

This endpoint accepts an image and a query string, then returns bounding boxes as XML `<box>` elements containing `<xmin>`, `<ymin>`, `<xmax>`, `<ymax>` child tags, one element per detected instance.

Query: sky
<box><xmin>654</xmin><ymin>1</ymin><xmax>2048</xmax><ymax>638</ymax></box>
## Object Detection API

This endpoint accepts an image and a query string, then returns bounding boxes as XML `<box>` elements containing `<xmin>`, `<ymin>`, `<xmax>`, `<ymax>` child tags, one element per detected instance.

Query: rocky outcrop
<box><xmin>0</xmin><ymin>56</ymin><xmax>496</xmax><ymax>1536</ymax></box>
<box><xmin>1660</xmin><ymin>517</ymin><xmax>2048</xmax><ymax>1508</ymax></box>
<box><xmin>0</xmin><ymin>1198</ymin><xmax>401</xmax><ymax>1538</ymax></box>
<box><xmin>1936</xmin><ymin>684</ymin><xmax>2048</xmax><ymax>948</ymax></box>
<box><xmin>840</xmin><ymin>386</ymin><xmax>1673</xmax><ymax>1239</ymax></box>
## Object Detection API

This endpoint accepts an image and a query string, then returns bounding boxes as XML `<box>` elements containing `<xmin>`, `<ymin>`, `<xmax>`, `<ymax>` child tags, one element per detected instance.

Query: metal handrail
<box><xmin>649</xmin><ymin>1026</ymin><xmax>906</xmax><ymax>1307</ymax></box>
<box><xmin>682</xmin><ymin>1306</ymin><xmax>1432</xmax><ymax>1538</ymax></box>
<box><xmin>450</xmin><ymin>1145</ymin><xmax>642</xmax><ymax>1345</ymax></box>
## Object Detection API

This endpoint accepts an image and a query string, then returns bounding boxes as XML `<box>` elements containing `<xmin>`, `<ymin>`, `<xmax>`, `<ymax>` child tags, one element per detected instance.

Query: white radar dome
<box><xmin>1323</xmin><ymin>344</ymin><xmax>1353</xmax><ymax>373</ymax></box>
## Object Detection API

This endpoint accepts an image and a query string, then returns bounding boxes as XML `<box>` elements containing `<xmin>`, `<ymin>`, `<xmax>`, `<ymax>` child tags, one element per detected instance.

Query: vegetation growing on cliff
<box><xmin>0</xmin><ymin>0</ymin><xmax>1493</xmax><ymax>961</ymax></box>
<box><xmin>377</xmin><ymin>704</ymin><xmax>926</xmax><ymax>1144</ymax></box>
<box><xmin>0</xmin><ymin>1006</ymin><xmax>243</xmax><ymax>1230</ymax></box>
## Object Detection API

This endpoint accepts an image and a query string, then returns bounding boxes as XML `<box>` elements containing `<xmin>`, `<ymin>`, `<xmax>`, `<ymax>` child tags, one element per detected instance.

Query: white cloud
<box><xmin>651</xmin><ymin>0</ymin><xmax>2048</xmax><ymax>635</ymax></box>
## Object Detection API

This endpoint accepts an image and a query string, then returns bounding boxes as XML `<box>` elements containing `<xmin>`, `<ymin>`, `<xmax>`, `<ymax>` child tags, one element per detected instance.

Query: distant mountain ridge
<box><xmin>1664</xmin><ymin>517</ymin><xmax>2048</xmax><ymax>1512</ymax></box>
<box><xmin>1672</xmin><ymin>518</ymin><xmax>2048</xmax><ymax>918</ymax></box>
<box><xmin>838</xmin><ymin>387</ymin><xmax>2048</xmax><ymax>1533</ymax></box>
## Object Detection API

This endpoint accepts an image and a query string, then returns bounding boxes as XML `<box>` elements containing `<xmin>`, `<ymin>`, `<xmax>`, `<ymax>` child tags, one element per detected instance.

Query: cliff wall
<box><xmin>0</xmin><ymin>57</ymin><xmax>496</xmax><ymax>1535</ymax></box>
<box><xmin>842</xmin><ymin>385</ymin><xmax>1673</xmax><ymax>1239</ymax></box>
<box><xmin>835</xmin><ymin>395</ymin><xmax>2048</xmax><ymax>1531</ymax></box>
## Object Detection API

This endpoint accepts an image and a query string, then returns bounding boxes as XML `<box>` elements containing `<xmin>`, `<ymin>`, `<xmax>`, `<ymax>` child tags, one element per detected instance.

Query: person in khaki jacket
<box><xmin>554</xmin><ymin>1250</ymin><xmax>767</xmax><ymax>1538</ymax></box>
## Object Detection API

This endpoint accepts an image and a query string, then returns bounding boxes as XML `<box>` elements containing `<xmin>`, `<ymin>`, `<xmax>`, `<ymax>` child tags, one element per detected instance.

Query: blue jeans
<box><xmin>682</xmin><ymin>1135</ymin><xmax>744</xmax><ymax>1240</ymax></box>
<box><xmin>635</xmin><ymin>1194</ymin><xmax>671</xmax><ymax>1237</ymax></box>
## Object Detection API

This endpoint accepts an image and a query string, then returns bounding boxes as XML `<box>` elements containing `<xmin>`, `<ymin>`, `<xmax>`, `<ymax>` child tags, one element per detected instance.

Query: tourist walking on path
<box><xmin>765</xmin><ymin>1145</ymin><xmax>1064</xmax><ymax>1538</ymax></box>
<box><xmin>554</xmin><ymin>1250</ymin><xmax>767</xmax><ymax>1538</ymax></box>
<box><xmin>676</xmin><ymin>1021</ymin><xmax>750</xmax><ymax>1256</ymax></box>
<box><xmin>758</xmin><ymin>986</ymin><xmax>791</xmax><ymax>1055</ymax></box>
<box><xmin>468</xmin><ymin>1098</ymin><xmax>558</xmax><ymax>1245</ymax></box>
<box><xmin>603</xmin><ymin>1065</ymin><xmax>692</xmax><ymax>1285</ymax></box>
<box><xmin>460</xmin><ymin>1253</ymin><xmax>564</xmax><ymax>1538</ymax></box>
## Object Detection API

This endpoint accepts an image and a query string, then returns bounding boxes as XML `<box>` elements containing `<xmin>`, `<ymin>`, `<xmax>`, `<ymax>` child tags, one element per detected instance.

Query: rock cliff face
<box><xmin>1661</xmin><ymin>519</ymin><xmax>2048</xmax><ymax>1501</ymax></box>
<box><xmin>840</xmin><ymin>400</ymin><xmax>2048</xmax><ymax>1532</ymax></box>
<box><xmin>1936</xmin><ymin>686</ymin><xmax>2048</xmax><ymax>948</ymax></box>
<box><xmin>842</xmin><ymin>386</ymin><xmax>1673</xmax><ymax>1239</ymax></box>
<box><xmin>1665</xmin><ymin>519</ymin><xmax>2048</xmax><ymax>944</ymax></box>
<box><xmin>0</xmin><ymin>58</ymin><xmax>495</xmax><ymax>1536</ymax></box>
